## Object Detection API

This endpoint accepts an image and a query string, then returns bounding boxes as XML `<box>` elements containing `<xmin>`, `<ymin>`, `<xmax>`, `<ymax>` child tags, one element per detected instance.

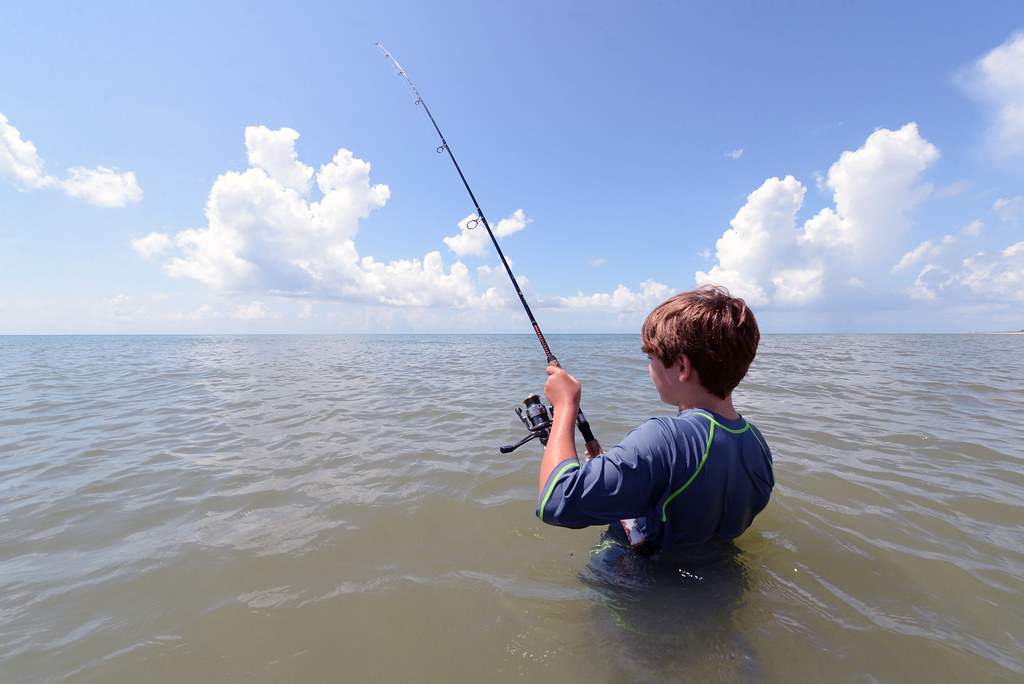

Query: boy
<box><xmin>536</xmin><ymin>286</ymin><xmax>773</xmax><ymax>552</ymax></box>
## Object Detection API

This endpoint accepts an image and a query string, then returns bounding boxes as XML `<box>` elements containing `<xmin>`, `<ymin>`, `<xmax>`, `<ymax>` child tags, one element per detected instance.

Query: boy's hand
<box><xmin>544</xmin><ymin>364</ymin><xmax>581</xmax><ymax>409</ymax></box>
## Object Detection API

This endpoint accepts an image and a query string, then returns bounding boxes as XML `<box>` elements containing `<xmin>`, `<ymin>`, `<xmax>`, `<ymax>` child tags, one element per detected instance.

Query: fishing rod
<box><xmin>375</xmin><ymin>42</ymin><xmax>602</xmax><ymax>458</ymax></box>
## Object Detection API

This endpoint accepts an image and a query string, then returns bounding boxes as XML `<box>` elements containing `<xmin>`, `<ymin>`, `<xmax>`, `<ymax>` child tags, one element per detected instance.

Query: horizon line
<box><xmin>1</xmin><ymin>331</ymin><xmax>1021</xmax><ymax>337</ymax></box>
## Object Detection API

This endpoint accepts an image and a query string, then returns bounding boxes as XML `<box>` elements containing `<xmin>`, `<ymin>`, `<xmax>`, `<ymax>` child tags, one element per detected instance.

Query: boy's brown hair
<box><xmin>641</xmin><ymin>285</ymin><xmax>760</xmax><ymax>399</ymax></box>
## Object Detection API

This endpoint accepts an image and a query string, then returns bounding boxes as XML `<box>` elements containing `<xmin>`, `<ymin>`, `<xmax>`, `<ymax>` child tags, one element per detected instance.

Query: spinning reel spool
<box><xmin>500</xmin><ymin>394</ymin><xmax>552</xmax><ymax>454</ymax></box>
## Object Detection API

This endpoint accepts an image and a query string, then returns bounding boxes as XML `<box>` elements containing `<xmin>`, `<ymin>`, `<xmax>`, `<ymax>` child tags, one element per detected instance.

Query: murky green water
<box><xmin>1</xmin><ymin>334</ymin><xmax>1021</xmax><ymax>682</ymax></box>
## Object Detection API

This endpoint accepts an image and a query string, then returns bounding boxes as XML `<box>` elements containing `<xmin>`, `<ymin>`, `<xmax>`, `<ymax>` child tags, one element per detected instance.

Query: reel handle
<box><xmin>500</xmin><ymin>431</ymin><xmax>539</xmax><ymax>453</ymax></box>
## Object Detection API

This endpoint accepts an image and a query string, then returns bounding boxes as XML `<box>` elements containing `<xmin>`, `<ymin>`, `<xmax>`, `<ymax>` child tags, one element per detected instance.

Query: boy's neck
<box><xmin>677</xmin><ymin>393</ymin><xmax>739</xmax><ymax>420</ymax></box>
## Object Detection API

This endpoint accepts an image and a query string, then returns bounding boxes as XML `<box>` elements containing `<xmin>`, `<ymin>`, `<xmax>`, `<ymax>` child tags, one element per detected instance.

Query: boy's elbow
<box><xmin>536</xmin><ymin>506</ymin><xmax>591</xmax><ymax>529</ymax></box>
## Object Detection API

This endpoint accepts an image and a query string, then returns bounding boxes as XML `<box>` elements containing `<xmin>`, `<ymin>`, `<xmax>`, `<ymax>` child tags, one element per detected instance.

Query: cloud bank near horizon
<box><xmin>567</xmin><ymin>123</ymin><xmax>1022</xmax><ymax>313</ymax></box>
<box><xmin>132</xmin><ymin>121</ymin><xmax>1023</xmax><ymax>324</ymax></box>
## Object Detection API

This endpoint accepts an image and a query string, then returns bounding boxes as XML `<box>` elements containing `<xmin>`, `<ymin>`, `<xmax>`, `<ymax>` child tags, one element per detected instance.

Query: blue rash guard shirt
<box><xmin>536</xmin><ymin>409</ymin><xmax>774</xmax><ymax>550</ymax></box>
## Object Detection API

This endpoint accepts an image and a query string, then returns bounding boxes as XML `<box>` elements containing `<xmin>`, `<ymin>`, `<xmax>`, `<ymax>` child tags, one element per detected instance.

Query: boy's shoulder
<box><xmin>624</xmin><ymin>411</ymin><xmax>717</xmax><ymax>453</ymax></box>
<box><xmin>647</xmin><ymin>409</ymin><xmax>741</xmax><ymax>435</ymax></box>
<box><xmin>649</xmin><ymin>410</ymin><xmax>770</xmax><ymax>452</ymax></box>
<box><xmin>619</xmin><ymin>410</ymin><xmax>769</xmax><ymax>464</ymax></box>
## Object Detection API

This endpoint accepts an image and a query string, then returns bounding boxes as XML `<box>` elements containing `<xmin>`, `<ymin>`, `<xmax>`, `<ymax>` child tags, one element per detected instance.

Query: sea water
<box><xmin>1</xmin><ymin>334</ymin><xmax>1021</xmax><ymax>682</ymax></box>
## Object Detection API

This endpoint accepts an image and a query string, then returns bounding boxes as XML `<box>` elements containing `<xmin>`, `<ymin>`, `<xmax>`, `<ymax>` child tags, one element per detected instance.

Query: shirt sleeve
<box><xmin>536</xmin><ymin>418</ymin><xmax>671</xmax><ymax>528</ymax></box>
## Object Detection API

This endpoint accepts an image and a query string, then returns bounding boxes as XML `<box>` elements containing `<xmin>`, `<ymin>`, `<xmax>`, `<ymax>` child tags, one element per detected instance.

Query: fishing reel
<box><xmin>500</xmin><ymin>394</ymin><xmax>553</xmax><ymax>454</ymax></box>
<box><xmin>499</xmin><ymin>393</ymin><xmax>602</xmax><ymax>456</ymax></box>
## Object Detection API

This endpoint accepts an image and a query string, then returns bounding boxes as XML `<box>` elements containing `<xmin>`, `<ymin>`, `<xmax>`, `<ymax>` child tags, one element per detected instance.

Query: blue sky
<box><xmin>1</xmin><ymin>1</ymin><xmax>1022</xmax><ymax>333</ymax></box>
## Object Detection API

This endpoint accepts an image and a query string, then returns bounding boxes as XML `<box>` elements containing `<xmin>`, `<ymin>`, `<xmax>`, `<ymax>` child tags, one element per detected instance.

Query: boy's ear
<box><xmin>677</xmin><ymin>354</ymin><xmax>692</xmax><ymax>382</ymax></box>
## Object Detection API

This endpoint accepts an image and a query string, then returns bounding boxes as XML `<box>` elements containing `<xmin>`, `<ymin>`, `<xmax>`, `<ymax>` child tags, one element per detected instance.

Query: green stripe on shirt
<box><xmin>537</xmin><ymin>460</ymin><xmax>580</xmax><ymax>521</ymax></box>
<box><xmin>660</xmin><ymin>417</ymin><xmax>716</xmax><ymax>522</ymax></box>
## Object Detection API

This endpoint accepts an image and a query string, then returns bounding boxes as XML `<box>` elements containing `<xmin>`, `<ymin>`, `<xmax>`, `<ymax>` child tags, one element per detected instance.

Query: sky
<box><xmin>1</xmin><ymin>1</ymin><xmax>1022</xmax><ymax>334</ymax></box>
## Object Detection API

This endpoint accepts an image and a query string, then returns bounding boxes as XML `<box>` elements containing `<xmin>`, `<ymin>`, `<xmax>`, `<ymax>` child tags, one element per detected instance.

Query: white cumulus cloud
<box><xmin>0</xmin><ymin>112</ymin><xmax>142</xmax><ymax>207</ymax></box>
<box><xmin>442</xmin><ymin>209</ymin><xmax>529</xmax><ymax>257</ymax></box>
<box><xmin>912</xmin><ymin>241</ymin><xmax>1024</xmax><ymax>303</ymax></box>
<box><xmin>772</xmin><ymin>267</ymin><xmax>825</xmax><ymax>306</ymax></box>
<box><xmin>63</xmin><ymin>166</ymin><xmax>142</xmax><ymax>207</ymax></box>
<box><xmin>130</xmin><ymin>232</ymin><xmax>173</xmax><ymax>259</ymax></box>
<box><xmin>244</xmin><ymin>126</ymin><xmax>314</xmax><ymax>194</ymax></box>
<box><xmin>724</xmin><ymin>148</ymin><xmax>744</xmax><ymax>160</ymax></box>
<box><xmin>958</xmin><ymin>32</ymin><xmax>1024</xmax><ymax>157</ymax></box>
<box><xmin>959</xmin><ymin>244</ymin><xmax>1024</xmax><ymax>301</ymax></box>
<box><xmin>696</xmin><ymin>174</ymin><xmax>805</xmax><ymax>305</ymax></box>
<box><xmin>800</xmin><ymin>123</ymin><xmax>939</xmax><ymax>257</ymax></box>
<box><xmin>906</xmin><ymin>264</ymin><xmax>950</xmax><ymax>301</ymax></box>
<box><xmin>0</xmin><ymin>113</ymin><xmax>52</xmax><ymax>189</ymax></box>
<box><xmin>146</xmin><ymin>125</ymin><xmax>514</xmax><ymax>310</ymax></box>
<box><xmin>551</xmin><ymin>279</ymin><xmax>672</xmax><ymax>312</ymax></box>
<box><xmin>696</xmin><ymin>123</ymin><xmax>939</xmax><ymax>306</ymax></box>
<box><xmin>893</xmin><ymin>234</ymin><xmax>956</xmax><ymax>272</ymax></box>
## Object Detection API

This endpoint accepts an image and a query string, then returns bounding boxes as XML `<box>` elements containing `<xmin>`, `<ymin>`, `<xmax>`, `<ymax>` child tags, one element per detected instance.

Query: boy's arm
<box><xmin>536</xmin><ymin>365</ymin><xmax>670</xmax><ymax>528</ymax></box>
<box><xmin>537</xmin><ymin>365</ymin><xmax>580</xmax><ymax>495</ymax></box>
<box><xmin>537</xmin><ymin>398</ymin><xmax>579</xmax><ymax>495</ymax></box>
<box><xmin>537</xmin><ymin>418</ymin><xmax>672</xmax><ymax>527</ymax></box>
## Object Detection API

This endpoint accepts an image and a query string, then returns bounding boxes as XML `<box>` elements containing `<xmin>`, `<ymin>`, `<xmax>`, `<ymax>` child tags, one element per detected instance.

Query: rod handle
<box><xmin>576</xmin><ymin>409</ymin><xmax>602</xmax><ymax>458</ymax></box>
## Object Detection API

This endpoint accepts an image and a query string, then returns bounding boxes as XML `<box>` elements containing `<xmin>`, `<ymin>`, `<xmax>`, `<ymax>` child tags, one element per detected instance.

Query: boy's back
<box><xmin>537</xmin><ymin>408</ymin><xmax>773</xmax><ymax>551</ymax></box>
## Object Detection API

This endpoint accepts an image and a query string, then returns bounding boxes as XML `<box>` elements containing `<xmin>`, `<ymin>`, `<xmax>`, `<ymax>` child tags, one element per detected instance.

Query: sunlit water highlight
<box><xmin>1</xmin><ymin>334</ymin><xmax>1021</xmax><ymax>682</ymax></box>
